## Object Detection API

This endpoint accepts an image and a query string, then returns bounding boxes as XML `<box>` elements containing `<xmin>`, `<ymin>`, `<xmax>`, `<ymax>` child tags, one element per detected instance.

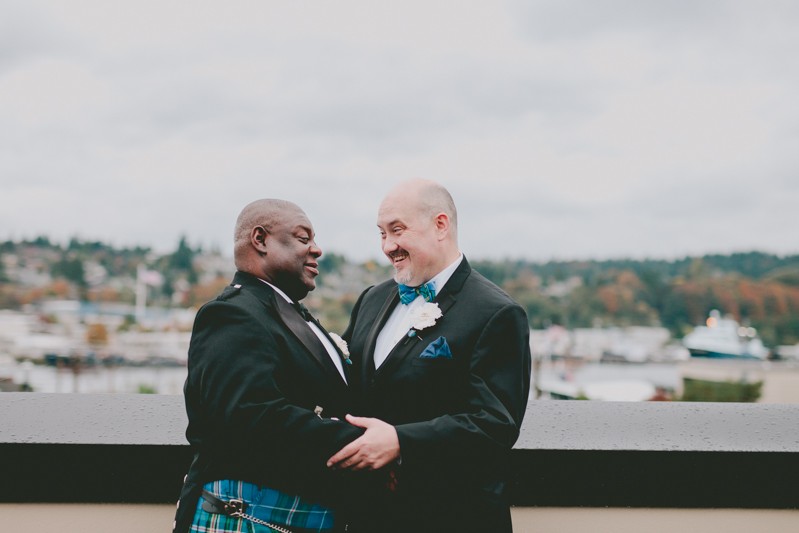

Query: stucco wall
<box><xmin>2</xmin><ymin>504</ymin><xmax>798</xmax><ymax>533</ymax></box>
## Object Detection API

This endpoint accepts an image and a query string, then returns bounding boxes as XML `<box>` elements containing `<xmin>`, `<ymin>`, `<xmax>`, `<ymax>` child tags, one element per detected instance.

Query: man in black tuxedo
<box><xmin>174</xmin><ymin>199</ymin><xmax>364</xmax><ymax>533</ymax></box>
<box><xmin>328</xmin><ymin>179</ymin><xmax>532</xmax><ymax>532</ymax></box>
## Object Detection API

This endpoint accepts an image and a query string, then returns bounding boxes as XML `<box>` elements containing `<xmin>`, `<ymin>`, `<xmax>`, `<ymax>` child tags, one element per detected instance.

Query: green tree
<box><xmin>168</xmin><ymin>236</ymin><xmax>198</xmax><ymax>284</ymax></box>
<box><xmin>169</xmin><ymin>236</ymin><xmax>195</xmax><ymax>270</ymax></box>
<box><xmin>318</xmin><ymin>252</ymin><xmax>347</xmax><ymax>273</ymax></box>
<box><xmin>52</xmin><ymin>257</ymin><xmax>86</xmax><ymax>288</ymax></box>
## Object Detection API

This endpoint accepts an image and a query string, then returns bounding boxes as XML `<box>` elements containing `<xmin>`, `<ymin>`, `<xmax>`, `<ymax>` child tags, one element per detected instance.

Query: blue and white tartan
<box><xmin>189</xmin><ymin>479</ymin><xmax>335</xmax><ymax>533</ymax></box>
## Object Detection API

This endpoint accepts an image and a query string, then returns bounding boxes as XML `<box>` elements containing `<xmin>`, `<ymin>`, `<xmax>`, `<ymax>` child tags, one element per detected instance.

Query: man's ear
<box><xmin>251</xmin><ymin>226</ymin><xmax>269</xmax><ymax>254</ymax></box>
<box><xmin>434</xmin><ymin>213</ymin><xmax>450</xmax><ymax>239</ymax></box>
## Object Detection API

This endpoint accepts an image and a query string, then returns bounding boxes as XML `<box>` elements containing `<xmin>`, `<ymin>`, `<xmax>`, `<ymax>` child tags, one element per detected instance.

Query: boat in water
<box><xmin>682</xmin><ymin>310</ymin><xmax>769</xmax><ymax>360</ymax></box>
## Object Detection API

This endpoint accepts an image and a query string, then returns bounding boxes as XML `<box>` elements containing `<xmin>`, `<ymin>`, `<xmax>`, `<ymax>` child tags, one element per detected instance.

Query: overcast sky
<box><xmin>1</xmin><ymin>1</ymin><xmax>797</xmax><ymax>263</ymax></box>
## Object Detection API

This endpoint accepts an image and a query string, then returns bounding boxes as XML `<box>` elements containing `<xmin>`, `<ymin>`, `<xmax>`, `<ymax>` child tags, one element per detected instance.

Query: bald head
<box><xmin>234</xmin><ymin>199</ymin><xmax>298</xmax><ymax>264</ymax></box>
<box><xmin>232</xmin><ymin>198</ymin><xmax>322</xmax><ymax>300</ymax></box>
<box><xmin>383</xmin><ymin>179</ymin><xmax>458</xmax><ymax>241</ymax></box>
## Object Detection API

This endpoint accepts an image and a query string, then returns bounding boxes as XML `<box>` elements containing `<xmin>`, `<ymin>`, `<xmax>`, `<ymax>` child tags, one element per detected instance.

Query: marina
<box><xmin>534</xmin><ymin>357</ymin><xmax>799</xmax><ymax>403</ymax></box>
<box><xmin>3</xmin><ymin>340</ymin><xmax>799</xmax><ymax>402</ymax></box>
<box><xmin>2</xmin><ymin>306</ymin><xmax>799</xmax><ymax>401</ymax></box>
<box><xmin>0</xmin><ymin>357</ymin><xmax>187</xmax><ymax>395</ymax></box>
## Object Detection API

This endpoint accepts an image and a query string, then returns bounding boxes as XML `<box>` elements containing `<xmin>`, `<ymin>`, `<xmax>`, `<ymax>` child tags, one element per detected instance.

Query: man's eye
<box><xmin>299</xmin><ymin>237</ymin><xmax>309</xmax><ymax>244</ymax></box>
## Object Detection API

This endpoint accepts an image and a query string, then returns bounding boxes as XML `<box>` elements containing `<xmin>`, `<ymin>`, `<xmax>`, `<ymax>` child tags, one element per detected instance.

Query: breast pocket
<box><xmin>411</xmin><ymin>355</ymin><xmax>454</xmax><ymax>366</ymax></box>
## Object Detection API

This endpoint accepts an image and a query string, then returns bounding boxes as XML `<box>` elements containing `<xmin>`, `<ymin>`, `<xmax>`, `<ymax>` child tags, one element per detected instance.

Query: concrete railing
<box><xmin>1</xmin><ymin>394</ymin><xmax>798</xmax><ymax>531</ymax></box>
<box><xmin>510</xmin><ymin>400</ymin><xmax>799</xmax><ymax>508</ymax></box>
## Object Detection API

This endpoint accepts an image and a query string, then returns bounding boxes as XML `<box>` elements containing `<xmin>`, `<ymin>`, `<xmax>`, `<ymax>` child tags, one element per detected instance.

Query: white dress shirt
<box><xmin>373</xmin><ymin>254</ymin><xmax>463</xmax><ymax>369</ymax></box>
<box><xmin>263</xmin><ymin>281</ymin><xmax>347</xmax><ymax>383</ymax></box>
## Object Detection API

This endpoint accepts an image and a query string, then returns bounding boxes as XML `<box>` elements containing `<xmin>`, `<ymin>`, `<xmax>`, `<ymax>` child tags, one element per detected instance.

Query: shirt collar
<box><xmin>260</xmin><ymin>279</ymin><xmax>293</xmax><ymax>304</ymax></box>
<box><xmin>426</xmin><ymin>253</ymin><xmax>463</xmax><ymax>294</ymax></box>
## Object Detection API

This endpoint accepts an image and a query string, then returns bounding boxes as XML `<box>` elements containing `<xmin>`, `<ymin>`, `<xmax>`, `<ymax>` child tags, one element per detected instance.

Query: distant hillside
<box><xmin>472</xmin><ymin>251</ymin><xmax>799</xmax><ymax>346</ymax></box>
<box><xmin>2</xmin><ymin>238</ymin><xmax>798</xmax><ymax>346</ymax></box>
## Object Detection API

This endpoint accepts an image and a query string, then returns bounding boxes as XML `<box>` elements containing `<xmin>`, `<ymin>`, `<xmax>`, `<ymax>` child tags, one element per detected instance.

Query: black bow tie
<box><xmin>292</xmin><ymin>301</ymin><xmax>315</xmax><ymax>322</ymax></box>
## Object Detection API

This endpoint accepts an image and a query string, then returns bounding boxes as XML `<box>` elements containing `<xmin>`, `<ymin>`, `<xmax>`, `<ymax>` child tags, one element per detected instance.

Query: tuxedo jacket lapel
<box><xmin>373</xmin><ymin>327</ymin><xmax>419</xmax><ymax>380</ymax></box>
<box><xmin>235</xmin><ymin>272</ymin><xmax>346</xmax><ymax>386</ymax></box>
<box><xmin>277</xmin><ymin>297</ymin><xmax>348</xmax><ymax>386</ymax></box>
<box><xmin>435</xmin><ymin>257</ymin><xmax>470</xmax><ymax>309</ymax></box>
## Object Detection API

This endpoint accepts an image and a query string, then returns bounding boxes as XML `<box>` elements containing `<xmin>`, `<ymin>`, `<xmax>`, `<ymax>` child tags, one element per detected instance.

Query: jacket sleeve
<box><xmin>393</xmin><ymin>303</ymin><xmax>532</xmax><ymax>466</ymax></box>
<box><xmin>186</xmin><ymin>300</ymin><xmax>363</xmax><ymax>464</ymax></box>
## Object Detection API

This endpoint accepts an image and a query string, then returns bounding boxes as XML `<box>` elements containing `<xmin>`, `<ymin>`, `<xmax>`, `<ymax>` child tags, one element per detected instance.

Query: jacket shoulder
<box><xmin>216</xmin><ymin>283</ymin><xmax>243</xmax><ymax>301</ymax></box>
<box><xmin>196</xmin><ymin>280</ymin><xmax>271</xmax><ymax>319</ymax></box>
<box><xmin>466</xmin><ymin>269</ymin><xmax>521</xmax><ymax>308</ymax></box>
<box><xmin>361</xmin><ymin>279</ymin><xmax>396</xmax><ymax>301</ymax></box>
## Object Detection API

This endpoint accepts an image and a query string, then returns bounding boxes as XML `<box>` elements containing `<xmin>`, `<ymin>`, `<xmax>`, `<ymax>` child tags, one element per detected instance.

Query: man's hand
<box><xmin>326</xmin><ymin>415</ymin><xmax>400</xmax><ymax>471</ymax></box>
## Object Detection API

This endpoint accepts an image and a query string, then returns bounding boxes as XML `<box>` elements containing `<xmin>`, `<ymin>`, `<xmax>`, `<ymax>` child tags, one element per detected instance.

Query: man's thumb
<box><xmin>345</xmin><ymin>414</ymin><xmax>370</xmax><ymax>428</ymax></box>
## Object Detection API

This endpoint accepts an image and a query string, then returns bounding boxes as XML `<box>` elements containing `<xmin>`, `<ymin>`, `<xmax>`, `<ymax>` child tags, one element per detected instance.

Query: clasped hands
<box><xmin>326</xmin><ymin>414</ymin><xmax>400</xmax><ymax>471</ymax></box>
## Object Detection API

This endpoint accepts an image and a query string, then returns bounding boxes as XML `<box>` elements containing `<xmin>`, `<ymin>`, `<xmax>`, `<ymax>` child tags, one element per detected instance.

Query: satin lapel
<box><xmin>436</xmin><ymin>256</ymin><xmax>471</xmax><ymax>306</ymax></box>
<box><xmin>274</xmin><ymin>296</ymin><xmax>346</xmax><ymax>385</ymax></box>
<box><xmin>372</xmin><ymin>327</ymin><xmax>421</xmax><ymax>380</ymax></box>
<box><xmin>361</xmin><ymin>288</ymin><xmax>400</xmax><ymax>383</ymax></box>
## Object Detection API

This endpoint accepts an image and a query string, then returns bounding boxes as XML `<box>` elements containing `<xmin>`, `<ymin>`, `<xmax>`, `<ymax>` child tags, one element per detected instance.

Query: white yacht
<box><xmin>682</xmin><ymin>310</ymin><xmax>769</xmax><ymax>360</ymax></box>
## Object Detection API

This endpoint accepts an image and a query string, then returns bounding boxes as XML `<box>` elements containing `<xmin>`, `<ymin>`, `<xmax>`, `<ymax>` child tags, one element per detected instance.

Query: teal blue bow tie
<box><xmin>398</xmin><ymin>282</ymin><xmax>436</xmax><ymax>305</ymax></box>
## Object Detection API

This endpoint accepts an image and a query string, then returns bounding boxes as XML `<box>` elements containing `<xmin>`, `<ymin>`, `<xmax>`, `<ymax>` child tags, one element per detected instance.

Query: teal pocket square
<box><xmin>419</xmin><ymin>336</ymin><xmax>452</xmax><ymax>359</ymax></box>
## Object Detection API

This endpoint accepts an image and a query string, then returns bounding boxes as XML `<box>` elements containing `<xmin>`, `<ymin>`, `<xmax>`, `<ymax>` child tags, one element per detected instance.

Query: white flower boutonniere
<box><xmin>407</xmin><ymin>302</ymin><xmax>442</xmax><ymax>339</ymax></box>
<box><xmin>329</xmin><ymin>333</ymin><xmax>352</xmax><ymax>365</ymax></box>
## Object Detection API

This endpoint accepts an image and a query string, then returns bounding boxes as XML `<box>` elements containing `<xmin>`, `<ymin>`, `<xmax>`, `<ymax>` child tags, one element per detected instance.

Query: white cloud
<box><xmin>1</xmin><ymin>0</ymin><xmax>797</xmax><ymax>262</ymax></box>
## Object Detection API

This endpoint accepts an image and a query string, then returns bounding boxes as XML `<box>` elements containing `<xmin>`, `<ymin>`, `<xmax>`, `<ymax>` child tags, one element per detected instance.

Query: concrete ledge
<box><xmin>516</xmin><ymin>399</ymin><xmax>799</xmax><ymax>452</ymax></box>
<box><xmin>1</xmin><ymin>393</ymin><xmax>798</xmax><ymax>508</ymax></box>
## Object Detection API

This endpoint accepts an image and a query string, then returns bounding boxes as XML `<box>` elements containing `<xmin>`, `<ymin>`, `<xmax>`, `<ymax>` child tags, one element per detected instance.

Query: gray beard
<box><xmin>393</xmin><ymin>267</ymin><xmax>413</xmax><ymax>285</ymax></box>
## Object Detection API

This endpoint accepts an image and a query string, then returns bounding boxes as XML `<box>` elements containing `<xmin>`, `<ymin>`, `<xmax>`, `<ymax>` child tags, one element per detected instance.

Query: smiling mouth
<box><xmin>389</xmin><ymin>251</ymin><xmax>409</xmax><ymax>266</ymax></box>
<box><xmin>304</xmin><ymin>263</ymin><xmax>319</xmax><ymax>276</ymax></box>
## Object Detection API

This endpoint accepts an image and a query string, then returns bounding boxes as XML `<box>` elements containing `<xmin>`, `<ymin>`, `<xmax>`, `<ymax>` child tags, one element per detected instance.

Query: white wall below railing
<box><xmin>2</xmin><ymin>504</ymin><xmax>798</xmax><ymax>533</ymax></box>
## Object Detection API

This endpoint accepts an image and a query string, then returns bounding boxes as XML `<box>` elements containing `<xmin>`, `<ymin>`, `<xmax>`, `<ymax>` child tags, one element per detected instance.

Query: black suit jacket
<box><xmin>174</xmin><ymin>271</ymin><xmax>363</xmax><ymax>533</ymax></box>
<box><xmin>344</xmin><ymin>258</ymin><xmax>532</xmax><ymax>533</ymax></box>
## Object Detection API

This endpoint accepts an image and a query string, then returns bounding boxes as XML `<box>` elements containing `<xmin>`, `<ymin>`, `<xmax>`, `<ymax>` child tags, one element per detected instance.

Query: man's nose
<box><xmin>382</xmin><ymin>235</ymin><xmax>397</xmax><ymax>255</ymax></box>
<box><xmin>310</xmin><ymin>241</ymin><xmax>322</xmax><ymax>257</ymax></box>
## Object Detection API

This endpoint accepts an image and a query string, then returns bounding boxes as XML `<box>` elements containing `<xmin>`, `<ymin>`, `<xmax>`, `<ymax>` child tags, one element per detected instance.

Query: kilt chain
<box><xmin>230</xmin><ymin>508</ymin><xmax>294</xmax><ymax>533</ymax></box>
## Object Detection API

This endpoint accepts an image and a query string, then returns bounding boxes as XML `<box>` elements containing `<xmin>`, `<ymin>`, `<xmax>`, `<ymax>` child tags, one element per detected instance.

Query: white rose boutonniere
<box><xmin>328</xmin><ymin>333</ymin><xmax>352</xmax><ymax>365</ymax></box>
<box><xmin>407</xmin><ymin>302</ymin><xmax>442</xmax><ymax>340</ymax></box>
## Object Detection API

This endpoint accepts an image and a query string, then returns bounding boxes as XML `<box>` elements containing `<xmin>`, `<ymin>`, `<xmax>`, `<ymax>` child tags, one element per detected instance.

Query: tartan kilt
<box><xmin>189</xmin><ymin>480</ymin><xmax>336</xmax><ymax>533</ymax></box>
<box><xmin>189</xmin><ymin>504</ymin><xmax>254</xmax><ymax>533</ymax></box>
